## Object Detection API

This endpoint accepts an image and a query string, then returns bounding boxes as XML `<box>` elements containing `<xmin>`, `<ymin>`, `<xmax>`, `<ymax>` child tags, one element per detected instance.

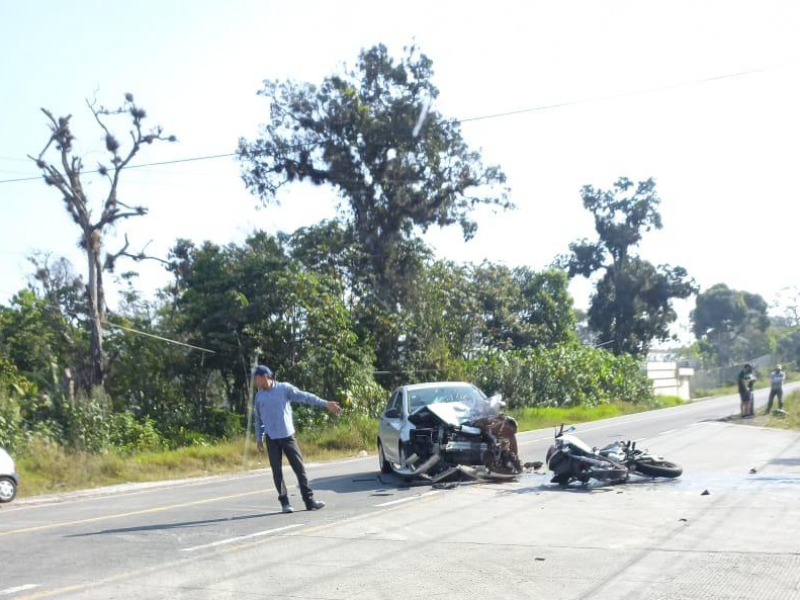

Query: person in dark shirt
<box><xmin>737</xmin><ymin>363</ymin><xmax>755</xmax><ymax>418</ymax></box>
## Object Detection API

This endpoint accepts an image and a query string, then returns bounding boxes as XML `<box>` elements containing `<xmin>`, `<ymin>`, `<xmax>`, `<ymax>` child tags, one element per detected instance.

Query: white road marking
<box><xmin>658</xmin><ymin>429</ymin><xmax>677</xmax><ymax>436</ymax></box>
<box><xmin>180</xmin><ymin>523</ymin><xmax>303</xmax><ymax>553</ymax></box>
<box><xmin>374</xmin><ymin>491</ymin><xmax>441</xmax><ymax>507</ymax></box>
<box><xmin>0</xmin><ymin>585</ymin><xmax>40</xmax><ymax>596</ymax></box>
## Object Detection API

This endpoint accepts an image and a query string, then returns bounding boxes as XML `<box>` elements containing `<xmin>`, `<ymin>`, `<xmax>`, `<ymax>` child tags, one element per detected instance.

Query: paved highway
<box><xmin>1</xmin><ymin>384</ymin><xmax>799</xmax><ymax>599</ymax></box>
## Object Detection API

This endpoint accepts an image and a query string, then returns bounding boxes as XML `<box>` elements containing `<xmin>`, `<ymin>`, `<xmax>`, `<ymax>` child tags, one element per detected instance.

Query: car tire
<box><xmin>377</xmin><ymin>441</ymin><xmax>392</xmax><ymax>474</ymax></box>
<box><xmin>0</xmin><ymin>476</ymin><xmax>17</xmax><ymax>503</ymax></box>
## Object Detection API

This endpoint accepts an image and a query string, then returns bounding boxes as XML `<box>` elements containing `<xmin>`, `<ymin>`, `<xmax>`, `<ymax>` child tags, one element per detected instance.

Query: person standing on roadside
<box><xmin>252</xmin><ymin>365</ymin><xmax>341</xmax><ymax>513</ymax></box>
<box><xmin>766</xmin><ymin>364</ymin><xmax>786</xmax><ymax>414</ymax></box>
<box><xmin>737</xmin><ymin>363</ymin><xmax>756</xmax><ymax>418</ymax></box>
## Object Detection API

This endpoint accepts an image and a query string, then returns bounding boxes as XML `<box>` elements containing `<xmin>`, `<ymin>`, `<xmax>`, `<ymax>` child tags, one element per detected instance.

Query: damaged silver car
<box><xmin>377</xmin><ymin>382</ymin><xmax>522</xmax><ymax>482</ymax></box>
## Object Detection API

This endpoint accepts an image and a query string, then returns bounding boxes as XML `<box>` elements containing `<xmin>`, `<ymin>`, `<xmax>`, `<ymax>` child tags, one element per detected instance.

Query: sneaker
<box><xmin>281</xmin><ymin>504</ymin><xmax>294</xmax><ymax>514</ymax></box>
<box><xmin>305</xmin><ymin>499</ymin><xmax>326</xmax><ymax>511</ymax></box>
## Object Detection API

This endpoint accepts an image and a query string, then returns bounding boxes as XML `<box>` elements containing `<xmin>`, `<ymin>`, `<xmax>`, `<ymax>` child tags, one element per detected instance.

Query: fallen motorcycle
<box><xmin>597</xmin><ymin>439</ymin><xmax>682</xmax><ymax>479</ymax></box>
<box><xmin>546</xmin><ymin>424</ymin><xmax>628</xmax><ymax>487</ymax></box>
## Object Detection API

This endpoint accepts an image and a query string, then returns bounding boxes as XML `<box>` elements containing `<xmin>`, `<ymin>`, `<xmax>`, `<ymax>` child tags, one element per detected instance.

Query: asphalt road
<box><xmin>2</xmin><ymin>383</ymin><xmax>799</xmax><ymax>599</ymax></box>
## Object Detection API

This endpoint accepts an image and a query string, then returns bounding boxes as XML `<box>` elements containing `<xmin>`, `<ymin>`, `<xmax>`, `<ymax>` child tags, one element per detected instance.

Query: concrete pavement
<box><xmin>1</xmin><ymin>384</ymin><xmax>799</xmax><ymax>599</ymax></box>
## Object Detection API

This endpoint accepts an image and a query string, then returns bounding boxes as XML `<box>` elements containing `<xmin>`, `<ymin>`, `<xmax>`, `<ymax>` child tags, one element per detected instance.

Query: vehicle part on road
<box><xmin>546</xmin><ymin>424</ymin><xmax>629</xmax><ymax>487</ymax></box>
<box><xmin>377</xmin><ymin>382</ymin><xmax>523</xmax><ymax>482</ymax></box>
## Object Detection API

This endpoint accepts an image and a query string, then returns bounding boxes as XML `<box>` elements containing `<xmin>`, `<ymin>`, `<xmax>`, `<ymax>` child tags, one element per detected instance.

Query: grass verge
<box><xmin>765</xmin><ymin>391</ymin><xmax>800</xmax><ymax>430</ymax></box>
<box><xmin>510</xmin><ymin>395</ymin><xmax>683</xmax><ymax>432</ymax></box>
<box><xmin>15</xmin><ymin>397</ymin><xmax>683</xmax><ymax>499</ymax></box>
<box><xmin>693</xmin><ymin>371</ymin><xmax>799</xmax><ymax>400</ymax></box>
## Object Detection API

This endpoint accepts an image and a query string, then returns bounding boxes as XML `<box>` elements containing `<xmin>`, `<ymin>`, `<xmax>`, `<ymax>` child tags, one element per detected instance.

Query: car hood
<box><xmin>426</xmin><ymin>402</ymin><xmax>475</xmax><ymax>427</ymax></box>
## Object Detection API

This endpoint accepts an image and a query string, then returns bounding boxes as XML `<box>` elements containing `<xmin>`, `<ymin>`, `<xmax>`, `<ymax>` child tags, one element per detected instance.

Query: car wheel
<box><xmin>0</xmin><ymin>476</ymin><xmax>17</xmax><ymax>503</ymax></box>
<box><xmin>377</xmin><ymin>441</ymin><xmax>392</xmax><ymax>474</ymax></box>
<box><xmin>389</xmin><ymin>444</ymin><xmax>416</xmax><ymax>480</ymax></box>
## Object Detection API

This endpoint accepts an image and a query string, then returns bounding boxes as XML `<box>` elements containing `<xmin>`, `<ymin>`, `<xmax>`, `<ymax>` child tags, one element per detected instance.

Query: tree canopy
<box><xmin>561</xmin><ymin>177</ymin><xmax>696</xmax><ymax>356</ymax></box>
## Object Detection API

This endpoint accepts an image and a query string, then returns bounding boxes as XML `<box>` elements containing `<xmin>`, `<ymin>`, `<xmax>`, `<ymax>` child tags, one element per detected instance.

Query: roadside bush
<box><xmin>468</xmin><ymin>343</ymin><xmax>653</xmax><ymax>408</ymax></box>
<box><xmin>0</xmin><ymin>392</ymin><xmax>23</xmax><ymax>451</ymax></box>
<box><xmin>109</xmin><ymin>412</ymin><xmax>165</xmax><ymax>453</ymax></box>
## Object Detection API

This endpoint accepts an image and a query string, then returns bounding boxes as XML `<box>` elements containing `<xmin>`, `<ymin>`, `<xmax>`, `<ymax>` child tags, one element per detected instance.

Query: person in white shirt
<box><xmin>766</xmin><ymin>365</ymin><xmax>786</xmax><ymax>414</ymax></box>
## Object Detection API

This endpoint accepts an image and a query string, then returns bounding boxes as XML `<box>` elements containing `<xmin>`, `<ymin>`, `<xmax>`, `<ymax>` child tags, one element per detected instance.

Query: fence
<box><xmin>690</xmin><ymin>354</ymin><xmax>776</xmax><ymax>392</ymax></box>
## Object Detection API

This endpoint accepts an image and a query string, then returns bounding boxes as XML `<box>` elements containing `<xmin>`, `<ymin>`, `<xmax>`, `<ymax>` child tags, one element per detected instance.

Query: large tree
<box><xmin>29</xmin><ymin>94</ymin><xmax>175</xmax><ymax>388</ymax></box>
<box><xmin>471</xmin><ymin>264</ymin><xmax>576</xmax><ymax>350</ymax></box>
<box><xmin>691</xmin><ymin>283</ymin><xmax>770</xmax><ymax>365</ymax></box>
<box><xmin>238</xmin><ymin>44</ymin><xmax>510</xmax><ymax>369</ymax></box>
<box><xmin>561</xmin><ymin>177</ymin><xmax>696</xmax><ymax>356</ymax></box>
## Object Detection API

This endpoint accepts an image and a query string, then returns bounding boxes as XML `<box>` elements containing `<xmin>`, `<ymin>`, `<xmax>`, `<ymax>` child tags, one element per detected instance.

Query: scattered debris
<box><xmin>534</xmin><ymin>557</ymin><xmax>546</xmax><ymax>561</ymax></box>
<box><xmin>524</xmin><ymin>461</ymin><xmax>544</xmax><ymax>471</ymax></box>
<box><xmin>357</xmin><ymin>450</ymin><xmax>369</xmax><ymax>458</ymax></box>
<box><xmin>370</xmin><ymin>491</ymin><xmax>393</xmax><ymax>497</ymax></box>
<box><xmin>679</xmin><ymin>518</ymin><xmax>688</xmax><ymax>522</ymax></box>
<box><xmin>701</xmin><ymin>489</ymin><xmax>710</xmax><ymax>496</ymax></box>
<box><xmin>432</xmin><ymin>482</ymin><xmax>460</xmax><ymax>490</ymax></box>
<box><xmin>749</xmin><ymin>468</ymin><xmax>757</xmax><ymax>474</ymax></box>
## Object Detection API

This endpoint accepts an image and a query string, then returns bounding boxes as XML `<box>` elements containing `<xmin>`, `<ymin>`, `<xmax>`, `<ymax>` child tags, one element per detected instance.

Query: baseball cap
<box><xmin>252</xmin><ymin>365</ymin><xmax>273</xmax><ymax>378</ymax></box>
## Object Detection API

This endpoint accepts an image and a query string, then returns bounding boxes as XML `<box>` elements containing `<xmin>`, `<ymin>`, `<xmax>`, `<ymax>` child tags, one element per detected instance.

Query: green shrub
<box><xmin>468</xmin><ymin>343</ymin><xmax>653</xmax><ymax>408</ymax></box>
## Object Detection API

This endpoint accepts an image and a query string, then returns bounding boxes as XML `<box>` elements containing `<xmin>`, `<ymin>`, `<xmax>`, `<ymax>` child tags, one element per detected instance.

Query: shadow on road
<box><xmin>768</xmin><ymin>457</ymin><xmax>800</xmax><ymax>467</ymax></box>
<box><xmin>66</xmin><ymin>511</ymin><xmax>279</xmax><ymax>537</ymax></box>
<box><xmin>308</xmin><ymin>469</ymin><xmax>417</xmax><ymax>496</ymax></box>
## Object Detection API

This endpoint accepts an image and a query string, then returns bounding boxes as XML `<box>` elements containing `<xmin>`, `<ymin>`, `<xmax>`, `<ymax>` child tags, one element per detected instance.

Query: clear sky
<box><xmin>1</xmin><ymin>1</ymin><xmax>798</xmax><ymax>344</ymax></box>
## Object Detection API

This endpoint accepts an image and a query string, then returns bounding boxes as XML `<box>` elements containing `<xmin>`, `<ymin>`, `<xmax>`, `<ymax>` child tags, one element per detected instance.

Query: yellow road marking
<box><xmin>0</xmin><ymin>489</ymin><xmax>266</xmax><ymax>537</ymax></box>
<box><xmin>14</xmin><ymin>484</ymin><xmax>453</xmax><ymax>599</ymax></box>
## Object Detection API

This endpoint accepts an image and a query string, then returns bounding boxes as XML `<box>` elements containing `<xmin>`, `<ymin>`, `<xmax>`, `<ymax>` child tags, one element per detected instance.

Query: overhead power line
<box><xmin>458</xmin><ymin>66</ymin><xmax>773</xmax><ymax>123</ymax></box>
<box><xmin>0</xmin><ymin>65</ymin><xmax>781</xmax><ymax>186</ymax></box>
<box><xmin>101</xmin><ymin>320</ymin><xmax>216</xmax><ymax>354</ymax></box>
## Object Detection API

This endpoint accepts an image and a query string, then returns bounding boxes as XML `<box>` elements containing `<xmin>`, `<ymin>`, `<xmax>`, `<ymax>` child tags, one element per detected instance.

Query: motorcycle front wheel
<box><xmin>633</xmin><ymin>459</ymin><xmax>682</xmax><ymax>478</ymax></box>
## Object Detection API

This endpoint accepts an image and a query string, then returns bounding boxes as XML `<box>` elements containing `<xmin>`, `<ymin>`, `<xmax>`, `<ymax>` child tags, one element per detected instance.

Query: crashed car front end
<box><xmin>396</xmin><ymin>400</ymin><xmax>522</xmax><ymax>482</ymax></box>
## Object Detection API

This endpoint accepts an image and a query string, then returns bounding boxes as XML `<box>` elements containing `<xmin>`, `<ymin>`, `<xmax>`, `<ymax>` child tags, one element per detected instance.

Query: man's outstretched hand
<box><xmin>326</xmin><ymin>401</ymin><xmax>342</xmax><ymax>416</ymax></box>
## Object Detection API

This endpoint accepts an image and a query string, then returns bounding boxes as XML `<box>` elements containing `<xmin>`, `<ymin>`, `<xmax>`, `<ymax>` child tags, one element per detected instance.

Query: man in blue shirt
<box><xmin>253</xmin><ymin>365</ymin><xmax>341</xmax><ymax>513</ymax></box>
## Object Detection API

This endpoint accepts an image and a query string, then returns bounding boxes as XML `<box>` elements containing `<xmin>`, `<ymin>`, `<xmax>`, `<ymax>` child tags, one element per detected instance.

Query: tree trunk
<box><xmin>86</xmin><ymin>228</ymin><xmax>105</xmax><ymax>388</ymax></box>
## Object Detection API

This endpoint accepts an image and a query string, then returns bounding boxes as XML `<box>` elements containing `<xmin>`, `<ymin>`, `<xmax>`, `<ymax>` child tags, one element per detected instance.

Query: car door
<box><xmin>379</xmin><ymin>389</ymin><xmax>403</xmax><ymax>463</ymax></box>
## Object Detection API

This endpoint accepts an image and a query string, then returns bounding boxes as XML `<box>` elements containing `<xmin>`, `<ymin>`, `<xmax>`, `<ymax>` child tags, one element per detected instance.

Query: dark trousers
<box><xmin>265</xmin><ymin>435</ymin><xmax>313</xmax><ymax>505</ymax></box>
<box><xmin>767</xmin><ymin>388</ymin><xmax>784</xmax><ymax>412</ymax></box>
<box><xmin>740</xmin><ymin>390</ymin><xmax>754</xmax><ymax>417</ymax></box>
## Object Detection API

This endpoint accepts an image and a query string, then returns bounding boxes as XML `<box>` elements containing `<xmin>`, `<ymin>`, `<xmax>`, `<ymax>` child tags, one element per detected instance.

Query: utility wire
<box><xmin>459</xmin><ymin>66</ymin><xmax>773</xmax><ymax>123</ymax></box>
<box><xmin>0</xmin><ymin>65</ymin><xmax>781</xmax><ymax>186</ymax></box>
<box><xmin>101</xmin><ymin>319</ymin><xmax>216</xmax><ymax>353</ymax></box>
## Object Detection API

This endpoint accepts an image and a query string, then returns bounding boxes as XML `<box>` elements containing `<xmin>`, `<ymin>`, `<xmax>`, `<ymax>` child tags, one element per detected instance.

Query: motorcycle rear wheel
<box><xmin>634</xmin><ymin>459</ymin><xmax>682</xmax><ymax>478</ymax></box>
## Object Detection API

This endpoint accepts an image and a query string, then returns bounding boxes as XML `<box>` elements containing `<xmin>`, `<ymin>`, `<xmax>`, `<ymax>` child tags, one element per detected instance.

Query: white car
<box><xmin>0</xmin><ymin>447</ymin><xmax>19</xmax><ymax>503</ymax></box>
<box><xmin>376</xmin><ymin>381</ymin><xmax>522</xmax><ymax>481</ymax></box>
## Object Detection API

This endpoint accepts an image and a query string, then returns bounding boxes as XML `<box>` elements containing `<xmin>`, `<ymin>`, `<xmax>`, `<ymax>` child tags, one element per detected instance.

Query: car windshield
<box><xmin>408</xmin><ymin>385</ymin><xmax>485</xmax><ymax>413</ymax></box>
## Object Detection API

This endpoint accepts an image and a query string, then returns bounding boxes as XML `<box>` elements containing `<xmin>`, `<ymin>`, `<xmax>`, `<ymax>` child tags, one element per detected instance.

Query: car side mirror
<box><xmin>384</xmin><ymin>408</ymin><xmax>400</xmax><ymax>419</ymax></box>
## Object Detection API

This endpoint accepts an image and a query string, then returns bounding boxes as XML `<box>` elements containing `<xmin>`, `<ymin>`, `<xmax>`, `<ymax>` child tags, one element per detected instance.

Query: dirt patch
<box><xmin>719</xmin><ymin>410</ymin><xmax>787</xmax><ymax>428</ymax></box>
